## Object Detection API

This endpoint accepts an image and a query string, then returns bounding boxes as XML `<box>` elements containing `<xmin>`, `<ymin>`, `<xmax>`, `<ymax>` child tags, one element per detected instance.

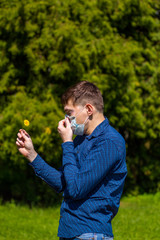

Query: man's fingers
<box><xmin>21</xmin><ymin>131</ymin><xmax>30</xmax><ymax>141</ymax></box>
<box><xmin>22</xmin><ymin>129</ymin><xmax>30</xmax><ymax>138</ymax></box>
<box><xmin>58</xmin><ymin>120</ymin><xmax>66</xmax><ymax>134</ymax></box>
<box><xmin>58</xmin><ymin>119</ymin><xmax>71</xmax><ymax>131</ymax></box>
<box><xmin>16</xmin><ymin>141</ymin><xmax>22</xmax><ymax>148</ymax></box>
<box><xmin>16</xmin><ymin>138</ymin><xmax>24</xmax><ymax>146</ymax></box>
<box><xmin>17</xmin><ymin>132</ymin><xmax>22</xmax><ymax>139</ymax></box>
<box><xmin>19</xmin><ymin>129</ymin><xmax>30</xmax><ymax>138</ymax></box>
<box><xmin>65</xmin><ymin>118</ymin><xmax>71</xmax><ymax>128</ymax></box>
<box><xmin>58</xmin><ymin>119</ymin><xmax>65</xmax><ymax>128</ymax></box>
<box><xmin>16</xmin><ymin>140</ymin><xmax>23</xmax><ymax>148</ymax></box>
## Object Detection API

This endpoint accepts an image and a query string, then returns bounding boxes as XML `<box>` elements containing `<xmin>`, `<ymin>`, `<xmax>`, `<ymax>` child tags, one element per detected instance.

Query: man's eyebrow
<box><xmin>64</xmin><ymin>108</ymin><xmax>73</xmax><ymax>113</ymax></box>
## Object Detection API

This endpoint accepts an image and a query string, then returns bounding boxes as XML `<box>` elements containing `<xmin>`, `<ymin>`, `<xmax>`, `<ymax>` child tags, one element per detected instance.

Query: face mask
<box><xmin>65</xmin><ymin>108</ymin><xmax>88</xmax><ymax>136</ymax></box>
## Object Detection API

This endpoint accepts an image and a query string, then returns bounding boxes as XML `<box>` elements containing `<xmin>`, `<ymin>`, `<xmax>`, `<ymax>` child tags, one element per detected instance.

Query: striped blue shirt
<box><xmin>30</xmin><ymin>118</ymin><xmax>127</xmax><ymax>238</ymax></box>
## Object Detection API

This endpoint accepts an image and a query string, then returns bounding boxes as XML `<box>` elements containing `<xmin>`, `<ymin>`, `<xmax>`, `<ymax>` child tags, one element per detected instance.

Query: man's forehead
<box><xmin>64</xmin><ymin>99</ymin><xmax>74</xmax><ymax>111</ymax></box>
<box><xmin>64</xmin><ymin>105</ymin><xmax>77</xmax><ymax>112</ymax></box>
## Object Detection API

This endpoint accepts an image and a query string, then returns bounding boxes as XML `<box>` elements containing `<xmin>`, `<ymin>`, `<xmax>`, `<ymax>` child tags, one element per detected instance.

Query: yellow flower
<box><xmin>45</xmin><ymin>127</ymin><xmax>51</xmax><ymax>134</ymax></box>
<box><xmin>144</xmin><ymin>141</ymin><xmax>150</xmax><ymax>150</ymax></box>
<box><xmin>24</xmin><ymin>119</ymin><xmax>30</xmax><ymax>126</ymax></box>
<box><xmin>135</xmin><ymin>81</ymin><xmax>140</xmax><ymax>87</ymax></box>
<box><xmin>45</xmin><ymin>127</ymin><xmax>51</xmax><ymax>135</ymax></box>
<box><xmin>144</xmin><ymin>170</ymin><xmax>151</xmax><ymax>176</ymax></box>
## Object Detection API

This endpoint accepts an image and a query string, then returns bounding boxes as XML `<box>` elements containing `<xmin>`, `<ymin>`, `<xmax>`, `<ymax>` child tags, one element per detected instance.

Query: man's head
<box><xmin>61</xmin><ymin>81</ymin><xmax>104</xmax><ymax>113</ymax></box>
<box><xmin>62</xmin><ymin>81</ymin><xmax>105</xmax><ymax>135</ymax></box>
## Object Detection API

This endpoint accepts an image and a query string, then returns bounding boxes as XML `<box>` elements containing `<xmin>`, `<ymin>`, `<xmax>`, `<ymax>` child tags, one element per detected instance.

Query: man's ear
<box><xmin>85</xmin><ymin>103</ymin><xmax>94</xmax><ymax>116</ymax></box>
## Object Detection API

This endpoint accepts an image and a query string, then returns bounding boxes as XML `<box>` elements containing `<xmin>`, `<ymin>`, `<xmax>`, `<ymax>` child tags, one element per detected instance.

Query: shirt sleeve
<box><xmin>62</xmin><ymin>140</ymin><xmax>119</xmax><ymax>199</ymax></box>
<box><xmin>29</xmin><ymin>154</ymin><xmax>65</xmax><ymax>193</ymax></box>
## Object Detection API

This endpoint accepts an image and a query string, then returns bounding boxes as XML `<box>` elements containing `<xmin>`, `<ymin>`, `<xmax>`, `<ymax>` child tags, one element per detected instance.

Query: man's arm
<box><xmin>16</xmin><ymin>129</ymin><xmax>65</xmax><ymax>193</ymax></box>
<box><xmin>29</xmin><ymin>155</ymin><xmax>65</xmax><ymax>193</ymax></box>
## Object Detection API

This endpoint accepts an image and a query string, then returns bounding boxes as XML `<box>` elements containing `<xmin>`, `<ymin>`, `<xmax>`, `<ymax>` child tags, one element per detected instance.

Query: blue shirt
<box><xmin>30</xmin><ymin>118</ymin><xmax>127</xmax><ymax>238</ymax></box>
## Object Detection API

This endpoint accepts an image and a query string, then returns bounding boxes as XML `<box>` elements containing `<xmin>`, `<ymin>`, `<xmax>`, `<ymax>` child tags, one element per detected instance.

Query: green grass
<box><xmin>0</xmin><ymin>202</ymin><xmax>60</xmax><ymax>240</ymax></box>
<box><xmin>112</xmin><ymin>192</ymin><xmax>160</xmax><ymax>240</ymax></box>
<box><xmin>0</xmin><ymin>193</ymin><xmax>160</xmax><ymax>240</ymax></box>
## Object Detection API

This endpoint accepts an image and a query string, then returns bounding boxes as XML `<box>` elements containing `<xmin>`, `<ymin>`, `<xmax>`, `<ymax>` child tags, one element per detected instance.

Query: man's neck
<box><xmin>85</xmin><ymin>113</ymin><xmax>105</xmax><ymax>135</ymax></box>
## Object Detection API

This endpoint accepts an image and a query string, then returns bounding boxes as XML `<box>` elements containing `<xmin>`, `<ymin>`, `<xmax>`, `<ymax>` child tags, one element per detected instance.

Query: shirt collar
<box><xmin>86</xmin><ymin>117</ymin><xmax>109</xmax><ymax>140</ymax></box>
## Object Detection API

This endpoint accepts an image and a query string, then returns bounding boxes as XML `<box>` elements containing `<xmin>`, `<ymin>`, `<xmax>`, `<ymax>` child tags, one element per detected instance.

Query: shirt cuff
<box><xmin>61</xmin><ymin>141</ymin><xmax>76</xmax><ymax>166</ymax></box>
<box><xmin>28</xmin><ymin>154</ymin><xmax>44</xmax><ymax>170</ymax></box>
<box><xmin>61</xmin><ymin>141</ymin><xmax>75</xmax><ymax>154</ymax></box>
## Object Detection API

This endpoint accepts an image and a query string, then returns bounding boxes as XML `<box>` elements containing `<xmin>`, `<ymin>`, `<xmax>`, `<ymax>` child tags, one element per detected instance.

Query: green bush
<box><xmin>0</xmin><ymin>0</ymin><xmax>160</xmax><ymax>205</ymax></box>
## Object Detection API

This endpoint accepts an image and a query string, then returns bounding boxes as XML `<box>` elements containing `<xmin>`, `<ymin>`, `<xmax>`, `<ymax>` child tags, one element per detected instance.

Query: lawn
<box><xmin>0</xmin><ymin>193</ymin><xmax>160</xmax><ymax>240</ymax></box>
<box><xmin>112</xmin><ymin>192</ymin><xmax>160</xmax><ymax>240</ymax></box>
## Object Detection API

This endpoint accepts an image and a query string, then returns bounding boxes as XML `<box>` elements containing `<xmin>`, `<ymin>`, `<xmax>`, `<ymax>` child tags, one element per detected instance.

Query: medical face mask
<box><xmin>65</xmin><ymin>108</ymin><xmax>88</xmax><ymax>136</ymax></box>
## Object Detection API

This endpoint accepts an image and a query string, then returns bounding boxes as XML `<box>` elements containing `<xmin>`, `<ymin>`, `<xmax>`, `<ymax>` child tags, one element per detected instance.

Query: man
<box><xmin>16</xmin><ymin>81</ymin><xmax>127</xmax><ymax>240</ymax></box>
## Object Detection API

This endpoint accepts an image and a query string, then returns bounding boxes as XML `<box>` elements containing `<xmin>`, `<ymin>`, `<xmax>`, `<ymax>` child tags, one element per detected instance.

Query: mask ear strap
<box><xmin>75</xmin><ymin>106</ymin><xmax>86</xmax><ymax>118</ymax></box>
<box><xmin>83</xmin><ymin>116</ymin><xmax>89</xmax><ymax>125</ymax></box>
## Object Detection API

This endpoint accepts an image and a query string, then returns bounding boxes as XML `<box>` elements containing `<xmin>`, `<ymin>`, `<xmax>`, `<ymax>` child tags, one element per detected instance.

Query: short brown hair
<box><xmin>61</xmin><ymin>81</ymin><xmax>104</xmax><ymax>113</ymax></box>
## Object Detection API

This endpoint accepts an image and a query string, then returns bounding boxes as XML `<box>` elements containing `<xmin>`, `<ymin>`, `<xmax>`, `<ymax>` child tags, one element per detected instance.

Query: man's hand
<box><xmin>58</xmin><ymin>118</ymin><xmax>73</xmax><ymax>143</ymax></box>
<box><xmin>16</xmin><ymin>129</ymin><xmax>37</xmax><ymax>162</ymax></box>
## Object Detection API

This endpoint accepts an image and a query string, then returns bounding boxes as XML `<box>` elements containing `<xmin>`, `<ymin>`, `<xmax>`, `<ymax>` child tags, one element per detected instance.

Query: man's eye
<box><xmin>69</xmin><ymin>116</ymin><xmax>75</xmax><ymax>120</ymax></box>
<box><xmin>68</xmin><ymin>111</ymin><xmax>73</xmax><ymax>116</ymax></box>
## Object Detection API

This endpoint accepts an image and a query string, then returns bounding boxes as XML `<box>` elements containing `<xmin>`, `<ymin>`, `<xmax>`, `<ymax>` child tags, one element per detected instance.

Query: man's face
<box><xmin>64</xmin><ymin>99</ymin><xmax>87</xmax><ymax>125</ymax></box>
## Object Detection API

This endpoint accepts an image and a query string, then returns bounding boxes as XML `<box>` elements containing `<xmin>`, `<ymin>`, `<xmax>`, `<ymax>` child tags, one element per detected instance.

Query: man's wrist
<box><xmin>63</xmin><ymin>139</ymin><xmax>73</xmax><ymax>143</ymax></box>
<box><xmin>27</xmin><ymin>150</ymin><xmax>38</xmax><ymax>163</ymax></box>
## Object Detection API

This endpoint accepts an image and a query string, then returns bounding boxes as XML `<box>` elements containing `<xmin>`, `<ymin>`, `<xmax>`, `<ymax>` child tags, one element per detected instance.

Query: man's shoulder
<box><xmin>105</xmin><ymin>125</ymin><xmax>125</xmax><ymax>142</ymax></box>
<box><xmin>103</xmin><ymin>125</ymin><xmax>126</xmax><ymax>156</ymax></box>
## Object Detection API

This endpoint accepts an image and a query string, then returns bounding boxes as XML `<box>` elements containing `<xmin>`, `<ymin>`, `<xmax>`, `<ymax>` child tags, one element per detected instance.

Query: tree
<box><xmin>0</xmin><ymin>0</ymin><xmax>160</xmax><ymax>205</ymax></box>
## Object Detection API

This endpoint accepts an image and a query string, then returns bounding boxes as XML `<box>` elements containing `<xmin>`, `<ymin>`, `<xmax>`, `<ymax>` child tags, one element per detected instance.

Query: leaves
<box><xmin>0</xmin><ymin>0</ymin><xmax>160</xmax><ymax>204</ymax></box>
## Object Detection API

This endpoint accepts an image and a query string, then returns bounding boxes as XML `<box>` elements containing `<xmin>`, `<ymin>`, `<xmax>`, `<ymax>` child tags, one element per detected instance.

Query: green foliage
<box><xmin>0</xmin><ymin>0</ymin><xmax>160</xmax><ymax>204</ymax></box>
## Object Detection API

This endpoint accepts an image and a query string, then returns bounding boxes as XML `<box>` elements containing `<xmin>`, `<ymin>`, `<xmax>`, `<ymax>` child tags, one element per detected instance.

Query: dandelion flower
<box><xmin>24</xmin><ymin>119</ymin><xmax>30</xmax><ymax>126</ymax></box>
<box><xmin>45</xmin><ymin>127</ymin><xmax>51</xmax><ymax>135</ymax></box>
